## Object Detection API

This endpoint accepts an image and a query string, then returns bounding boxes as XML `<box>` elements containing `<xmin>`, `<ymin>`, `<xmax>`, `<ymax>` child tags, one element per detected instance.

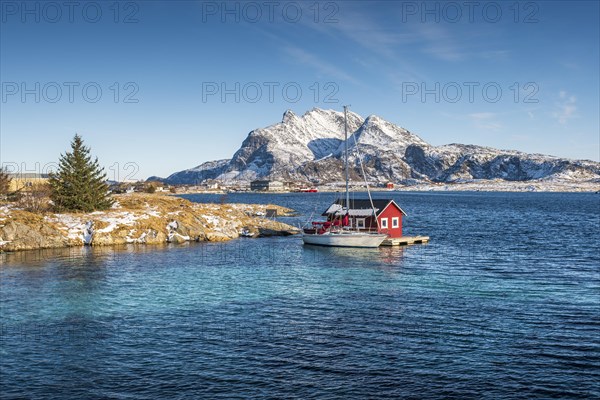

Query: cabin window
<box><xmin>356</xmin><ymin>218</ymin><xmax>365</xmax><ymax>229</ymax></box>
<box><xmin>380</xmin><ymin>218</ymin><xmax>388</xmax><ymax>229</ymax></box>
<box><xmin>392</xmin><ymin>217</ymin><xmax>399</xmax><ymax>228</ymax></box>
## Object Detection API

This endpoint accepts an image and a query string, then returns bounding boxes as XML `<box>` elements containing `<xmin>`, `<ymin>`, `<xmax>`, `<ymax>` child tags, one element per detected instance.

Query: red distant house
<box><xmin>322</xmin><ymin>199</ymin><xmax>407</xmax><ymax>238</ymax></box>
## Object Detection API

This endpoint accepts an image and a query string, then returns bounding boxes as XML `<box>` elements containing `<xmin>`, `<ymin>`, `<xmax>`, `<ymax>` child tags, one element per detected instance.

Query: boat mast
<box><xmin>344</xmin><ymin>105</ymin><xmax>350</xmax><ymax>211</ymax></box>
<box><xmin>346</xmin><ymin>107</ymin><xmax>380</xmax><ymax>231</ymax></box>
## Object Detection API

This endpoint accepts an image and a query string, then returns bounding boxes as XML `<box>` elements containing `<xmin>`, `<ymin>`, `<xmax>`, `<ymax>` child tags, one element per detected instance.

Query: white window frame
<box><xmin>380</xmin><ymin>218</ymin><xmax>388</xmax><ymax>229</ymax></box>
<box><xmin>356</xmin><ymin>218</ymin><xmax>365</xmax><ymax>229</ymax></box>
<box><xmin>392</xmin><ymin>217</ymin><xmax>399</xmax><ymax>228</ymax></box>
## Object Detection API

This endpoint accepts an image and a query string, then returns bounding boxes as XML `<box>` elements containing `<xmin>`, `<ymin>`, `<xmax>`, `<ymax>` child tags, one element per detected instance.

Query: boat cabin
<box><xmin>321</xmin><ymin>199</ymin><xmax>407</xmax><ymax>238</ymax></box>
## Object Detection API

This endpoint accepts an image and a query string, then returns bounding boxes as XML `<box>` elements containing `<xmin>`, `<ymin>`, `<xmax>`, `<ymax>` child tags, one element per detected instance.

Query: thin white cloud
<box><xmin>468</xmin><ymin>112</ymin><xmax>502</xmax><ymax>131</ymax></box>
<box><xmin>272</xmin><ymin>4</ymin><xmax>512</xmax><ymax>101</ymax></box>
<box><xmin>474</xmin><ymin>121</ymin><xmax>502</xmax><ymax>131</ymax></box>
<box><xmin>554</xmin><ymin>91</ymin><xmax>577</xmax><ymax>124</ymax></box>
<box><xmin>418</xmin><ymin>25</ymin><xmax>509</xmax><ymax>62</ymax></box>
<box><xmin>282</xmin><ymin>46</ymin><xmax>359</xmax><ymax>84</ymax></box>
<box><xmin>441</xmin><ymin>111</ymin><xmax>501</xmax><ymax>131</ymax></box>
<box><xmin>314</xmin><ymin>8</ymin><xmax>430</xmax><ymax>82</ymax></box>
<box><xmin>302</xmin><ymin>6</ymin><xmax>420</xmax><ymax>59</ymax></box>
<box><xmin>480</xmin><ymin>50</ymin><xmax>510</xmax><ymax>61</ymax></box>
<box><xmin>279</xmin><ymin>5</ymin><xmax>430</xmax><ymax>83</ymax></box>
<box><xmin>560</xmin><ymin>61</ymin><xmax>580</xmax><ymax>71</ymax></box>
<box><xmin>468</xmin><ymin>112</ymin><xmax>496</xmax><ymax>120</ymax></box>
<box><xmin>511</xmin><ymin>134</ymin><xmax>531</xmax><ymax>141</ymax></box>
<box><xmin>417</xmin><ymin>24</ymin><xmax>464</xmax><ymax>61</ymax></box>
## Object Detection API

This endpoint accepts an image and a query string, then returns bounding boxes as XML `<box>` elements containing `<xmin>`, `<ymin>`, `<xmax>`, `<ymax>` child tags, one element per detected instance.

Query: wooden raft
<box><xmin>380</xmin><ymin>235</ymin><xmax>430</xmax><ymax>246</ymax></box>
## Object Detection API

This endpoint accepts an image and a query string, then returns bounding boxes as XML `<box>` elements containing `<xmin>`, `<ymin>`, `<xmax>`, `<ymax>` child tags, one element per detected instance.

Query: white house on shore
<box><xmin>250</xmin><ymin>180</ymin><xmax>285</xmax><ymax>191</ymax></box>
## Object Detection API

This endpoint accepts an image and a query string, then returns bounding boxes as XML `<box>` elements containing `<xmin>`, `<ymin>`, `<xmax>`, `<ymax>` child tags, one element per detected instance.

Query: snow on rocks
<box><xmin>96</xmin><ymin>212</ymin><xmax>139</xmax><ymax>233</ymax></box>
<box><xmin>0</xmin><ymin>205</ymin><xmax>12</xmax><ymax>225</ymax></box>
<box><xmin>45</xmin><ymin>210</ymin><xmax>143</xmax><ymax>244</ymax></box>
<box><xmin>166</xmin><ymin>220</ymin><xmax>190</xmax><ymax>243</ymax></box>
<box><xmin>83</xmin><ymin>221</ymin><xmax>94</xmax><ymax>245</ymax></box>
<box><xmin>239</xmin><ymin>228</ymin><xmax>254</xmax><ymax>237</ymax></box>
<box><xmin>200</xmin><ymin>214</ymin><xmax>222</xmax><ymax>226</ymax></box>
<box><xmin>45</xmin><ymin>214</ymin><xmax>89</xmax><ymax>242</ymax></box>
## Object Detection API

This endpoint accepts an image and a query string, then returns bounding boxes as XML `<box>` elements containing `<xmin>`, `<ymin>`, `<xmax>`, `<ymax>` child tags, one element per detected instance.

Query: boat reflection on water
<box><xmin>302</xmin><ymin>240</ymin><xmax>409</xmax><ymax>267</ymax></box>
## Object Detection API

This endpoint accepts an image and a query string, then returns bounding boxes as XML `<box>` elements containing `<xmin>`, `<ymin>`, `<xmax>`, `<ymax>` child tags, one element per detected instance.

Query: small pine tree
<box><xmin>49</xmin><ymin>134</ymin><xmax>113</xmax><ymax>212</ymax></box>
<box><xmin>145</xmin><ymin>185</ymin><xmax>156</xmax><ymax>194</ymax></box>
<box><xmin>0</xmin><ymin>167</ymin><xmax>11</xmax><ymax>196</ymax></box>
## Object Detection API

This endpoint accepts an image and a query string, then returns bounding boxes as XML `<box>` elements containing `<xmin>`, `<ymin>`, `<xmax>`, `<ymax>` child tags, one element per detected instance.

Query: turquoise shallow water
<box><xmin>1</xmin><ymin>192</ymin><xmax>599</xmax><ymax>398</ymax></box>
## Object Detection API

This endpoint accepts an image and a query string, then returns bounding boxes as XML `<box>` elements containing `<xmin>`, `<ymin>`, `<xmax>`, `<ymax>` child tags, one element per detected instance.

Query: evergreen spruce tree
<box><xmin>49</xmin><ymin>134</ymin><xmax>113</xmax><ymax>212</ymax></box>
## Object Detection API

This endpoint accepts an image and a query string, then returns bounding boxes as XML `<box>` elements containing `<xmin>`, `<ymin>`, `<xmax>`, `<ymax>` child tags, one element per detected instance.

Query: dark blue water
<box><xmin>1</xmin><ymin>192</ymin><xmax>599</xmax><ymax>399</ymax></box>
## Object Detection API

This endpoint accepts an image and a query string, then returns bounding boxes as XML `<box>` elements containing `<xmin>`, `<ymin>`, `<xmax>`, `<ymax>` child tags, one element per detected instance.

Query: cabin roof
<box><xmin>322</xmin><ymin>199</ymin><xmax>407</xmax><ymax>217</ymax></box>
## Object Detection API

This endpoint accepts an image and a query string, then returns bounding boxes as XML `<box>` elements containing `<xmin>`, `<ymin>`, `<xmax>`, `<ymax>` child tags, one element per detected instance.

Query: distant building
<box><xmin>250</xmin><ymin>180</ymin><xmax>269</xmax><ymax>191</ymax></box>
<box><xmin>8</xmin><ymin>173</ymin><xmax>49</xmax><ymax>192</ymax></box>
<box><xmin>204</xmin><ymin>181</ymin><xmax>219</xmax><ymax>190</ymax></box>
<box><xmin>386</xmin><ymin>182</ymin><xmax>395</xmax><ymax>190</ymax></box>
<box><xmin>250</xmin><ymin>180</ymin><xmax>284</xmax><ymax>191</ymax></box>
<box><xmin>269</xmin><ymin>181</ymin><xmax>284</xmax><ymax>191</ymax></box>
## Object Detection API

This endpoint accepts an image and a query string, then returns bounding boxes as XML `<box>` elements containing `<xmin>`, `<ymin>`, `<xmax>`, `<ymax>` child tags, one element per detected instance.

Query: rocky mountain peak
<box><xmin>282</xmin><ymin>109</ymin><xmax>296</xmax><ymax>124</ymax></box>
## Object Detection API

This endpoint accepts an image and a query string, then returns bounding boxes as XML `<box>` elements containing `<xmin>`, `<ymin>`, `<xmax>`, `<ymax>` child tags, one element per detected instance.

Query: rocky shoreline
<box><xmin>0</xmin><ymin>194</ymin><xmax>299</xmax><ymax>253</ymax></box>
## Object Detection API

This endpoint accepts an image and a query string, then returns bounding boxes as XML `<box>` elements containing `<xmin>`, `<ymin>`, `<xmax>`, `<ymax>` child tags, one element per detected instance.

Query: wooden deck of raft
<box><xmin>381</xmin><ymin>235</ymin><xmax>430</xmax><ymax>246</ymax></box>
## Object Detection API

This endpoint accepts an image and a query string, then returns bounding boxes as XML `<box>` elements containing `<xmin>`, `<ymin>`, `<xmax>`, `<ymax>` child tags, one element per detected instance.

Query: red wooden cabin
<box><xmin>322</xmin><ymin>199</ymin><xmax>407</xmax><ymax>238</ymax></box>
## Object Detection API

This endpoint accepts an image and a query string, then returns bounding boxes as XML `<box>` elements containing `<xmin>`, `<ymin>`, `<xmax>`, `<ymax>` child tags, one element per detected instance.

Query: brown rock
<box><xmin>0</xmin><ymin>220</ymin><xmax>67</xmax><ymax>251</ymax></box>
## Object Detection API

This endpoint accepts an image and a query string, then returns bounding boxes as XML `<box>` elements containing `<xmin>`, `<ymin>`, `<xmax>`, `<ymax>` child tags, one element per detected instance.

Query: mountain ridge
<box><xmin>152</xmin><ymin>108</ymin><xmax>600</xmax><ymax>186</ymax></box>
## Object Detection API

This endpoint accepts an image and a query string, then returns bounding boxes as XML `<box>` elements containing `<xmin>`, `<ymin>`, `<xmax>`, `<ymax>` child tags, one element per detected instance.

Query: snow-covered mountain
<box><xmin>156</xmin><ymin>108</ymin><xmax>600</xmax><ymax>185</ymax></box>
<box><xmin>148</xmin><ymin>159</ymin><xmax>229</xmax><ymax>184</ymax></box>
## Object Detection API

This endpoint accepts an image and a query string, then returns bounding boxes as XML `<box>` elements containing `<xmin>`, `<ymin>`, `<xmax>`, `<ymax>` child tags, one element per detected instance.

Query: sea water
<box><xmin>1</xmin><ymin>192</ymin><xmax>598</xmax><ymax>398</ymax></box>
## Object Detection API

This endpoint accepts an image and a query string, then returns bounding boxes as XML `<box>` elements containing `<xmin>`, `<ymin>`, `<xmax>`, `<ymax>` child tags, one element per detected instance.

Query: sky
<box><xmin>1</xmin><ymin>0</ymin><xmax>599</xmax><ymax>180</ymax></box>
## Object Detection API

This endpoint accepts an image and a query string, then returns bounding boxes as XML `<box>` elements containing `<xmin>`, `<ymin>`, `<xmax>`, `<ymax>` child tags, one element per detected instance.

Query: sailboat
<box><xmin>302</xmin><ymin>106</ymin><xmax>388</xmax><ymax>248</ymax></box>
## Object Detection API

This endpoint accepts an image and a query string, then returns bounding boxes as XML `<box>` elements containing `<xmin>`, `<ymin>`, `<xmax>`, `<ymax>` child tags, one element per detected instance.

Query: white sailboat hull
<box><xmin>302</xmin><ymin>232</ymin><xmax>388</xmax><ymax>248</ymax></box>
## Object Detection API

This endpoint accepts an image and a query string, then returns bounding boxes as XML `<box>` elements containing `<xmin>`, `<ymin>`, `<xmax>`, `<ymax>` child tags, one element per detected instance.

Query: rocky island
<box><xmin>0</xmin><ymin>194</ymin><xmax>299</xmax><ymax>252</ymax></box>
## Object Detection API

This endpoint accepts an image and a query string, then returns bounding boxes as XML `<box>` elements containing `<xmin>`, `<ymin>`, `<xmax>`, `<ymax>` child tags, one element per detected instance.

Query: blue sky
<box><xmin>1</xmin><ymin>0</ymin><xmax>598</xmax><ymax>180</ymax></box>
